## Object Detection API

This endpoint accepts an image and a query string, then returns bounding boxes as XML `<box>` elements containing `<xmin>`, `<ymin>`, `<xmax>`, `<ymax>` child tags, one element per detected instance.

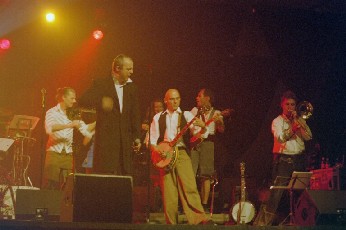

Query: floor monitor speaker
<box><xmin>60</xmin><ymin>173</ymin><xmax>133</xmax><ymax>223</ymax></box>
<box><xmin>295</xmin><ymin>190</ymin><xmax>346</xmax><ymax>226</ymax></box>
<box><xmin>15</xmin><ymin>189</ymin><xmax>62</xmax><ymax>221</ymax></box>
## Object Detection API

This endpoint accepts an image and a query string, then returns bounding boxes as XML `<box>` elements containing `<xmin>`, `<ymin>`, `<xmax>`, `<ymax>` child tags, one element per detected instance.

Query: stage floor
<box><xmin>1</xmin><ymin>185</ymin><xmax>346</xmax><ymax>229</ymax></box>
<box><xmin>1</xmin><ymin>212</ymin><xmax>345</xmax><ymax>230</ymax></box>
<box><xmin>144</xmin><ymin>212</ymin><xmax>230</xmax><ymax>225</ymax></box>
<box><xmin>0</xmin><ymin>219</ymin><xmax>345</xmax><ymax>230</ymax></box>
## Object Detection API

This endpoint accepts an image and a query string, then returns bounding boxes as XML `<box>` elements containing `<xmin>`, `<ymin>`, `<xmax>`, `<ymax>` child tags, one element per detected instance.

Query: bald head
<box><xmin>164</xmin><ymin>89</ymin><xmax>181</xmax><ymax>112</ymax></box>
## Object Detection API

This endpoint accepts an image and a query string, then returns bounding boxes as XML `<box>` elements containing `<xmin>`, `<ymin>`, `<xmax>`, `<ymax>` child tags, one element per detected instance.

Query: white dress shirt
<box><xmin>45</xmin><ymin>104</ymin><xmax>93</xmax><ymax>154</ymax></box>
<box><xmin>113</xmin><ymin>78</ymin><xmax>133</xmax><ymax>113</ymax></box>
<box><xmin>150</xmin><ymin>107</ymin><xmax>209</xmax><ymax>148</ymax></box>
<box><xmin>190</xmin><ymin>107</ymin><xmax>222</xmax><ymax>135</ymax></box>
<box><xmin>272</xmin><ymin>114</ymin><xmax>312</xmax><ymax>155</ymax></box>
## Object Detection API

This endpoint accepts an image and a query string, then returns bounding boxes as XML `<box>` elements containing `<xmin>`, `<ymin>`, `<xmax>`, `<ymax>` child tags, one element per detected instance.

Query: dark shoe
<box><xmin>201</xmin><ymin>220</ymin><xmax>216</xmax><ymax>225</ymax></box>
<box><xmin>222</xmin><ymin>203</ymin><xmax>230</xmax><ymax>213</ymax></box>
<box><xmin>202</xmin><ymin>204</ymin><xmax>210</xmax><ymax>214</ymax></box>
<box><xmin>178</xmin><ymin>206</ymin><xmax>184</xmax><ymax>215</ymax></box>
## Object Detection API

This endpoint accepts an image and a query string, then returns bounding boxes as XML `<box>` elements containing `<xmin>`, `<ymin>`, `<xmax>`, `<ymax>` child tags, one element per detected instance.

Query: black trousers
<box><xmin>266</xmin><ymin>153</ymin><xmax>307</xmax><ymax>220</ymax></box>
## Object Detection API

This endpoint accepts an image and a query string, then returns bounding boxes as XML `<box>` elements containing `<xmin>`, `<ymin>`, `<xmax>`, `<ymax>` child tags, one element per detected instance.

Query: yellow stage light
<box><xmin>45</xmin><ymin>13</ymin><xmax>55</xmax><ymax>23</ymax></box>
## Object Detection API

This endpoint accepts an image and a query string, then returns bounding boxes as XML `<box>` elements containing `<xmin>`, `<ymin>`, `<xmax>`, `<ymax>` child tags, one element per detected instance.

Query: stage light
<box><xmin>92</xmin><ymin>30</ymin><xmax>104</xmax><ymax>40</ymax></box>
<box><xmin>45</xmin><ymin>13</ymin><xmax>55</xmax><ymax>23</ymax></box>
<box><xmin>0</xmin><ymin>39</ymin><xmax>11</xmax><ymax>50</ymax></box>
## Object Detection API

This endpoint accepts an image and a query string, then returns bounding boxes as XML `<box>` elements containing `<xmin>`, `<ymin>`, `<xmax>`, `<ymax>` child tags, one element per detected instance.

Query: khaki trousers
<box><xmin>159</xmin><ymin>149</ymin><xmax>208</xmax><ymax>224</ymax></box>
<box><xmin>43</xmin><ymin>151</ymin><xmax>73</xmax><ymax>190</ymax></box>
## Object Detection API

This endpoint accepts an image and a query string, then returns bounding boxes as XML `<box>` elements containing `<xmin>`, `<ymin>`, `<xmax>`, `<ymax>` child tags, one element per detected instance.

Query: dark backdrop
<box><xmin>0</xmin><ymin>1</ymin><xmax>345</xmax><ymax>193</ymax></box>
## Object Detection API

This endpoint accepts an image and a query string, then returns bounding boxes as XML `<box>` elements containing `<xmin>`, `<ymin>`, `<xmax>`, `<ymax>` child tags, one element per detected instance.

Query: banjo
<box><xmin>151</xmin><ymin>109</ymin><xmax>204</xmax><ymax>170</ymax></box>
<box><xmin>231</xmin><ymin>162</ymin><xmax>256</xmax><ymax>224</ymax></box>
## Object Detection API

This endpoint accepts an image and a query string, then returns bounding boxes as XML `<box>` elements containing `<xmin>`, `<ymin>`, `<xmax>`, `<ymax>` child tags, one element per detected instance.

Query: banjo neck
<box><xmin>169</xmin><ymin>107</ymin><xmax>205</xmax><ymax>147</ymax></box>
<box><xmin>169</xmin><ymin>116</ymin><xmax>197</xmax><ymax>147</ymax></box>
<box><xmin>231</xmin><ymin>162</ymin><xmax>256</xmax><ymax>224</ymax></box>
<box><xmin>240</xmin><ymin>162</ymin><xmax>246</xmax><ymax>202</ymax></box>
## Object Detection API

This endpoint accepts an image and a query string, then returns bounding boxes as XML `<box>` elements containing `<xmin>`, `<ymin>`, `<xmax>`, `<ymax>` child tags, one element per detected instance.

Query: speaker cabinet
<box><xmin>295</xmin><ymin>190</ymin><xmax>346</xmax><ymax>226</ymax></box>
<box><xmin>15</xmin><ymin>189</ymin><xmax>63</xmax><ymax>221</ymax></box>
<box><xmin>60</xmin><ymin>173</ymin><xmax>133</xmax><ymax>223</ymax></box>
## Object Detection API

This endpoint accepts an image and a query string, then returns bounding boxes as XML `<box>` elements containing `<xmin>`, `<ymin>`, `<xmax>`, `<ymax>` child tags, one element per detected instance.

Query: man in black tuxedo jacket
<box><xmin>79</xmin><ymin>54</ymin><xmax>141</xmax><ymax>175</ymax></box>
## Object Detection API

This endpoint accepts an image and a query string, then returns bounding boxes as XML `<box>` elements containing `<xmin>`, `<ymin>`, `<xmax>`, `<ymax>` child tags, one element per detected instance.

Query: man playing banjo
<box><xmin>149</xmin><ymin>89</ymin><xmax>211</xmax><ymax>225</ymax></box>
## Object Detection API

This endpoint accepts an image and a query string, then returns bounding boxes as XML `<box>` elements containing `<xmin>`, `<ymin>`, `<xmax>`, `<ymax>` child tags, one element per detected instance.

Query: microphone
<box><xmin>134</xmin><ymin>138</ymin><xmax>141</xmax><ymax>146</ymax></box>
<box><xmin>41</xmin><ymin>88</ymin><xmax>47</xmax><ymax>108</ymax></box>
<box><xmin>133</xmin><ymin>138</ymin><xmax>141</xmax><ymax>153</ymax></box>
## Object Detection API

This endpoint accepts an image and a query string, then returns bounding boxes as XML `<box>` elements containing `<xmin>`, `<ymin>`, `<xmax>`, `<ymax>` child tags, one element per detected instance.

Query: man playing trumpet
<box><xmin>255</xmin><ymin>90</ymin><xmax>312</xmax><ymax>226</ymax></box>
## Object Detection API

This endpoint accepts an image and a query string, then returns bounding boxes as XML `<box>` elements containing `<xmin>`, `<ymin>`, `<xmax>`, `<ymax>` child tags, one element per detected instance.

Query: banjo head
<box><xmin>151</xmin><ymin>142</ymin><xmax>178</xmax><ymax>169</ymax></box>
<box><xmin>231</xmin><ymin>201</ymin><xmax>256</xmax><ymax>224</ymax></box>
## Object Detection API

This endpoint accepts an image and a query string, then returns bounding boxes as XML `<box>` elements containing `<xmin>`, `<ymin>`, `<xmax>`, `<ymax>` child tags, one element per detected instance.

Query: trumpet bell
<box><xmin>297</xmin><ymin>101</ymin><xmax>313</xmax><ymax>119</ymax></box>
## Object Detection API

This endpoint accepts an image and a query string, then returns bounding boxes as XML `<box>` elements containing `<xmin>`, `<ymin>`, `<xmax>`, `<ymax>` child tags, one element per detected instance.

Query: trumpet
<box><xmin>289</xmin><ymin>101</ymin><xmax>313</xmax><ymax>139</ymax></box>
<box><xmin>287</xmin><ymin>101</ymin><xmax>313</xmax><ymax>121</ymax></box>
<box><xmin>297</xmin><ymin>101</ymin><xmax>313</xmax><ymax>119</ymax></box>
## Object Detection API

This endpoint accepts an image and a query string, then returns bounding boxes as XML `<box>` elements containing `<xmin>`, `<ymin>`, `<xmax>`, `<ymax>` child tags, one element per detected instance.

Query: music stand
<box><xmin>7</xmin><ymin>115</ymin><xmax>39</xmax><ymax>186</ymax></box>
<box><xmin>270</xmin><ymin>171</ymin><xmax>312</xmax><ymax>226</ymax></box>
<box><xmin>7</xmin><ymin>115</ymin><xmax>39</xmax><ymax>138</ymax></box>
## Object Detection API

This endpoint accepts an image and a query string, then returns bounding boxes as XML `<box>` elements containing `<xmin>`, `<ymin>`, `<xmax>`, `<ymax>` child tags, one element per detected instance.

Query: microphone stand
<box><xmin>145</xmin><ymin>104</ymin><xmax>157</xmax><ymax>223</ymax></box>
<box><xmin>39</xmin><ymin>88</ymin><xmax>47</xmax><ymax>188</ymax></box>
<box><xmin>145</xmin><ymin>65</ymin><xmax>155</xmax><ymax>223</ymax></box>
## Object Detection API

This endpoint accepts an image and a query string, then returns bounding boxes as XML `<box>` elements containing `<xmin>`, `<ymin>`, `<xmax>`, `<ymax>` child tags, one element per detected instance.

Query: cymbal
<box><xmin>0</xmin><ymin>108</ymin><xmax>13</xmax><ymax>117</ymax></box>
